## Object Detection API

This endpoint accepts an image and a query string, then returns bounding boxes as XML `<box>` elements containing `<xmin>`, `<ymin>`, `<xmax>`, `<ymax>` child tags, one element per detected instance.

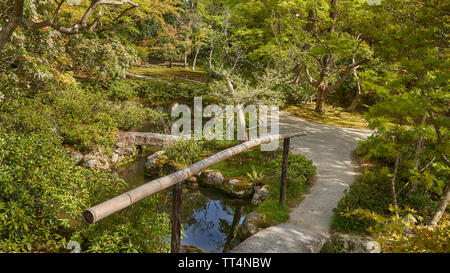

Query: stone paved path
<box><xmin>232</xmin><ymin>111</ymin><xmax>371</xmax><ymax>253</ymax></box>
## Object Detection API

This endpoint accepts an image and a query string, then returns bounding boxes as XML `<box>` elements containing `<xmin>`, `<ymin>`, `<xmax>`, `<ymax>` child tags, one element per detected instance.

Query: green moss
<box><xmin>220</xmin><ymin>176</ymin><xmax>253</xmax><ymax>197</ymax></box>
<box><xmin>285</xmin><ymin>104</ymin><xmax>368</xmax><ymax>129</ymax></box>
<box><xmin>129</xmin><ymin>66</ymin><xmax>209</xmax><ymax>83</ymax></box>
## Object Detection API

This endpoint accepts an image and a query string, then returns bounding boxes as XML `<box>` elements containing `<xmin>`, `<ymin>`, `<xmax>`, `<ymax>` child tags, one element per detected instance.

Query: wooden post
<box><xmin>280</xmin><ymin>138</ymin><xmax>290</xmax><ymax>206</ymax></box>
<box><xmin>171</xmin><ymin>182</ymin><xmax>182</xmax><ymax>253</ymax></box>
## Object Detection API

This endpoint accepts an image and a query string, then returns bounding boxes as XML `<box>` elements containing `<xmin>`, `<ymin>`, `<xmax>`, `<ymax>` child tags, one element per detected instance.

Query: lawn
<box><xmin>129</xmin><ymin>66</ymin><xmax>209</xmax><ymax>84</ymax></box>
<box><xmin>284</xmin><ymin>104</ymin><xmax>369</xmax><ymax>129</ymax></box>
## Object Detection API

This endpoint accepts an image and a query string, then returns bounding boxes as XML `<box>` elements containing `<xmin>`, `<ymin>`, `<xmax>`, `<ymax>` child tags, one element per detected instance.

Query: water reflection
<box><xmin>114</xmin><ymin>153</ymin><xmax>251</xmax><ymax>253</ymax></box>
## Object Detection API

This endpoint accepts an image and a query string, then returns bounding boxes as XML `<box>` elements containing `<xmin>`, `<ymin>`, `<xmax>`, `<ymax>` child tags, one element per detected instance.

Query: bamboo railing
<box><xmin>82</xmin><ymin>132</ymin><xmax>306</xmax><ymax>252</ymax></box>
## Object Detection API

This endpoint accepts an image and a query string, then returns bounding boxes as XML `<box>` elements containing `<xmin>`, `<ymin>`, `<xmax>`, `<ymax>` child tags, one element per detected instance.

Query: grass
<box><xmin>207</xmin><ymin>148</ymin><xmax>275</xmax><ymax>177</ymax></box>
<box><xmin>204</xmin><ymin>144</ymin><xmax>316</xmax><ymax>228</ymax></box>
<box><xmin>129</xmin><ymin>66</ymin><xmax>209</xmax><ymax>83</ymax></box>
<box><xmin>284</xmin><ymin>104</ymin><xmax>369</xmax><ymax>129</ymax></box>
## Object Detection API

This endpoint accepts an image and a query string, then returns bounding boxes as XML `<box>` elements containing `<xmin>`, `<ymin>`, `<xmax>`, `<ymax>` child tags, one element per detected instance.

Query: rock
<box><xmin>84</xmin><ymin>159</ymin><xmax>97</xmax><ymax>169</ymax></box>
<box><xmin>186</xmin><ymin>176</ymin><xmax>198</xmax><ymax>183</ymax></box>
<box><xmin>199</xmin><ymin>170</ymin><xmax>225</xmax><ymax>187</ymax></box>
<box><xmin>184</xmin><ymin>176</ymin><xmax>199</xmax><ymax>189</ymax></box>
<box><xmin>67</xmin><ymin>150</ymin><xmax>83</xmax><ymax>165</ymax></box>
<box><xmin>115</xmin><ymin>132</ymin><xmax>135</xmax><ymax>149</ymax></box>
<box><xmin>251</xmin><ymin>186</ymin><xmax>270</xmax><ymax>206</ymax></box>
<box><xmin>323</xmin><ymin>233</ymin><xmax>381</xmax><ymax>253</ymax></box>
<box><xmin>241</xmin><ymin>212</ymin><xmax>264</xmax><ymax>239</ymax></box>
<box><xmin>95</xmin><ymin>157</ymin><xmax>109</xmax><ymax>170</ymax></box>
<box><xmin>145</xmin><ymin>150</ymin><xmax>165</xmax><ymax>169</ymax></box>
<box><xmin>123</xmin><ymin>147</ymin><xmax>135</xmax><ymax>157</ymax></box>
<box><xmin>83</xmin><ymin>152</ymin><xmax>109</xmax><ymax>170</ymax></box>
<box><xmin>222</xmin><ymin>177</ymin><xmax>254</xmax><ymax>198</ymax></box>
<box><xmin>185</xmin><ymin>176</ymin><xmax>199</xmax><ymax>189</ymax></box>
<box><xmin>110</xmin><ymin>153</ymin><xmax>119</xmax><ymax>164</ymax></box>
<box><xmin>144</xmin><ymin>150</ymin><xmax>165</xmax><ymax>177</ymax></box>
<box><xmin>180</xmin><ymin>245</ymin><xmax>204</xmax><ymax>253</ymax></box>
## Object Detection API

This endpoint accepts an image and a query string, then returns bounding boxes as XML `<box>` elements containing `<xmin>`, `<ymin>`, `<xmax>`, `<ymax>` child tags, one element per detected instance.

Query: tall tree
<box><xmin>0</xmin><ymin>0</ymin><xmax>180</xmax><ymax>50</ymax></box>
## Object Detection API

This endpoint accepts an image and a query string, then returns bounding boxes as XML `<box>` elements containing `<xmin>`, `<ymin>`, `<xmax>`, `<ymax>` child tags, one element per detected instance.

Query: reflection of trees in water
<box><xmin>222</xmin><ymin>205</ymin><xmax>243</xmax><ymax>253</ymax></box>
<box><xmin>116</xmin><ymin>157</ymin><xmax>252</xmax><ymax>252</ymax></box>
<box><xmin>159</xmin><ymin>186</ymin><xmax>250</xmax><ymax>252</ymax></box>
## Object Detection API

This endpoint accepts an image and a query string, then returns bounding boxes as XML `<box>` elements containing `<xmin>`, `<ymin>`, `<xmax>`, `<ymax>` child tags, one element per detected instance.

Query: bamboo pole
<box><xmin>83</xmin><ymin>133</ymin><xmax>307</xmax><ymax>224</ymax></box>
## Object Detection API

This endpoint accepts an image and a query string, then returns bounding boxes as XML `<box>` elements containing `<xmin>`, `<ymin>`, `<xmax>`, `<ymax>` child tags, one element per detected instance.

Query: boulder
<box><xmin>251</xmin><ymin>186</ymin><xmax>270</xmax><ymax>206</ymax></box>
<box><xmin>110</xmin><ymin>153</ymin><xmax>119</xmax><ymax>164</ymax></box>
<box><xmin>68</xmin><ymin>150</ymin><xmax>83</xmax><ymax>165</ymax></box>
<box><xmin>222</xmin><ymin>177</ymin><xmax>254</xmax><ymax>198</ymax></box>
<box><xmin>84</xmin><ymin>159</ymin><xmax>97</xmax><ymax>169</ymax></box>
<box><xmin>180</xmin><ymin>245</ymin><xmax>204</xmax><ymax>253</ymax></box>
<box><xmin>199</xmin><ymin>170</ymin><xmax>225</xmax><ymax>187</ymax></box>
<box><xmin>145</xmin><ymin>150</ymin><xmax>165</xmax><ymax>169</ymax></box>
<box><xmin>323</xmin><ymin>233</ymin><xmax>381</xmax><ymax>253</ymax></box>
<box><xmin>185</xmin><ymin>176</ymin><xmax>199</xmax><ymax>189</ymax></box>
<box><xmin>83</xmin><ymin>152</ymin><xmax>109</xmax><ymax>170</ymax></box>
<box><xmin>144</xmin><ymin>150</ymin><xmax>165</xmax><ymax>177</ymax></box>
<box><xmin>241</xmin><ymin>212</ymin><xmax>264</xmax><ymax>239</ymax></box>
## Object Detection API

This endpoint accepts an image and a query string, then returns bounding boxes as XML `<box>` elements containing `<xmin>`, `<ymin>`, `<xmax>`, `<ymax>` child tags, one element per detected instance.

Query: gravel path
<box><xmin>232</xmin><ymin>111</ymin><xmax>372</xmax><ymax>253</ymax></box>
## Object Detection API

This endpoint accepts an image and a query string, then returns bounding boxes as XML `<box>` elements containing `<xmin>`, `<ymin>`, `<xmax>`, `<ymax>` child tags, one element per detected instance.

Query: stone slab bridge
<box><xmin>116</xmin><ymin>131</ymin><xmax>180</xmax><ymax>149</ymax></box>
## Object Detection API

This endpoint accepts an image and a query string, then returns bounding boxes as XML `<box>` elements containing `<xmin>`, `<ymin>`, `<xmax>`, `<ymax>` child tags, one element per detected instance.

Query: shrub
<box><xmin>254</xmin><ymin>153</ymin><xmax>316</xmax><ymax>226</ymax></box>
<box><xmin>0</xmin><ymin>98</ymin><xmax>54</xmax><ymax>135</ymax></box>
<box><xmin>114</xmin><ymin>102</ymin><xmax>160</xmax><ymax>131</ymax></box>
<box><xmin>163</xmin><ymin>139</ymin><xmax>203</xmax><ymax>164</ymax></box>
<box><xmin>0</xmin><ymin>133</ymin><xmax>121</xmax><ymax>252</ymax></box>
<box><xmin>106</xmin><ymin>80</ymin><xmax>139</xmax><ymax>101</ymax></box>
<box><xmin>331</xmin><ymin>170</ymin><xmax>393</xmax><ymax>234</ymax></box>
<box><xmin>0</xmin><ymin>132</ymin><xmax>170</xmax><ymax>253</ymax></box>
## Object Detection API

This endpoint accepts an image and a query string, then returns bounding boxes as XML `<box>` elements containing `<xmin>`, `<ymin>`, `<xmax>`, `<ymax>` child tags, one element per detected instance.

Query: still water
<box><xmin>113</xmin><ymin>153</ymin><xmax>252</xmax><ymax>253</ymax></box>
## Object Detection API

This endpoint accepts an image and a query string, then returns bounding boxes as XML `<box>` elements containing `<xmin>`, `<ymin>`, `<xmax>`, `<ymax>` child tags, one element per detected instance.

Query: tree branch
<box><xmin>0</xmin><ymin>0</ymin><xmax>139</xmax><ymax>50</ymax></box>
<box><xmin>304</xmin><ymin>66</ymin><xmax>318</xmax><ymax>86</ymax></box>
<box><xmin>326</xmin><ymin>58</ymin><xmax>369</xmax><ymax>92</ymax></box>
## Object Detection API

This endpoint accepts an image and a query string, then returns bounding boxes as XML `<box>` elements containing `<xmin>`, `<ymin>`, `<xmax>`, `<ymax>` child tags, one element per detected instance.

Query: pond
<box><xmin>112</xmin><ymin>152</ymin><xmax>252</xmax><ymax>253</ymax></box>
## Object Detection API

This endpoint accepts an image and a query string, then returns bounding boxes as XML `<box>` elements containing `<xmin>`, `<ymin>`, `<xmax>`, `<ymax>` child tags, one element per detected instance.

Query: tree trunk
<box><xmin>192</xmin><ymin>46</ymin><xmax>200</xmax><ymax>71</ymax></box>
<box><xmin>209</xmin><ymin>48</ymin><xmax>213</xmax><ymax>70</ymax></box>
<box><xmin>411</xmin><ymin>115</ymin><xmax>426</xmax><ymax>191</ymax></box>
<box><xmin>0</xmin><ymin>19</ymin><xmax>20</xmax><ymax>50</ymax></box>
<box><xmin>429</xmin><ymin>182</ymin><xmax>450</xmax><ymax>226</ymax></box>
<box><xmin>315</xmin><ymin>86</ymin><xmax>326</xmax><ymax>114</ymax></box>
<box><xmin>347</xmin><ymin>68</ymin><xmax>362</xmax><ymax>112</ymax></box>
<box><xmin>391</xmin><ymin>149</ymin><xmax>401</xmax><ymax>218</ymax></box>
<box><xmin>292</xmin><ymin>64</ymin><xmax>303</xmax><ymax>85</ymax></box>
<box><xmin>223</xmin><ymin>74</ymin><xmax>248</xmax><ymax>141</ymax></box>
<box><xmin>329</xmin><ymin>0</ymin><xmax>339</xmax><ymax>33</ymax></box>
<box><xmin>0</xmin><ymin>0</ymin><xmax>24</xmax><ymax>50</ymax></box>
